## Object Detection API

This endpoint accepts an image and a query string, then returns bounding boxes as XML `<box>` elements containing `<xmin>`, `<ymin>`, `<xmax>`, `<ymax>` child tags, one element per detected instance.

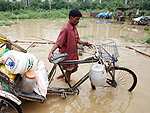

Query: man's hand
<box><xmin>83</xmin><ymin>42</ymin><xmax>92</xmax><ymax>48</ymax></box>
<box><xmin>48</xmin><ymin>44</ymin><xmax>58</xmax><ymax>63</ymax></box>
<box><xmin>48</xmin><ymin>52</ymin><xmax>54</xmax><ymax>63</ymax></box>
<box><xmin>87</xmin><ymin>43</ymin><xmax>93</xmax><ymax>48</ymax></box>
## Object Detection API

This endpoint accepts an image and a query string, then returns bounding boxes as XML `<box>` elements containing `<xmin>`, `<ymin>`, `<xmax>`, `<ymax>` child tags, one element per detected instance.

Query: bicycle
<box><xmin>47</xmin><ymin>41</ymin><xmax>137</xmax><ymax>98</ymax></box>
<box><xmin>0</xmin><ymin>41</ymin><xmax>137</xmax><ymax>113</ymax></box>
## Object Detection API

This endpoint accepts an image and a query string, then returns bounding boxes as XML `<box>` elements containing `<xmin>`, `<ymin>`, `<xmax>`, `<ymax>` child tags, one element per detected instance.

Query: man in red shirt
<box><xmin>48</xmin><ymin>9</ymin><xmax>90</xmax><ymax>82</ymax></box>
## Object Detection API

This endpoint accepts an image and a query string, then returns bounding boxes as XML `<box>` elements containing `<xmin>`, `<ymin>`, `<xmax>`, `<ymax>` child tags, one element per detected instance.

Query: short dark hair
<box><xmin>69</xmin><ymin>9</ymin><xmax>82</xmax><ymax>19</ymax></box>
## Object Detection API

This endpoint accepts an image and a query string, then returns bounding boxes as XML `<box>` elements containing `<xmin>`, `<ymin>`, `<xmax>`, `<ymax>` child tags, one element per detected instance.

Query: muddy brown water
<box><xmin>0</xmin><ymin>18</ymin><xmax>150</xmax><ymax>113</ymax></box>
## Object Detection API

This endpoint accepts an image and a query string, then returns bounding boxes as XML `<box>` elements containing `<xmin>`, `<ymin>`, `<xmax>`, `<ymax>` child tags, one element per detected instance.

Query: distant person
<box><xmin>136</xmin><ymin>9</ymin><xmax>139</xmax><ymax>15</ymax></box>
<box><xmin>141</xmin><ymin>12</ymin><xmax>145</xmax><ymax>16</ymax></box>
<box><xmin>48</xmin><ymin>9</ymin><xmax>91</xmax><ymax>82</ymax></box>
<box><xmin>107</xmin><ymin>10</ymin><xmax>109</xmax><ymax>14</ymax></box>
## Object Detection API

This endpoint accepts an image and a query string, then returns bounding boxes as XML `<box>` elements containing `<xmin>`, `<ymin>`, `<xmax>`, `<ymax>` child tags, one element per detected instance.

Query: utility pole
<box><xmin>99</xmin><ymin>0</ymin><xmax>101</xmax><ymax>4</ymax></box>
<box><xmin>49</xmin><ymin>0</ymin><xmax>51</xmax><ymax>11</ymax></box>
<box><xmin>125</xmin><ymin>0</ymin><xmax>128</xmax><ymax>4</ymax></box>
<box><xmin>141</xmin><ymin>0</ymin><xmax>145</xmax><ymax>3</ymax></box>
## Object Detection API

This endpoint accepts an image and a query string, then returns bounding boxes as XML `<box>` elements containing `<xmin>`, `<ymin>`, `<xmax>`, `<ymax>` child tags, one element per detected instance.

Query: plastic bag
<box><xmin>33</xmin><ymin>60</ymin><xmax>48</xmax><ymax>97</ymax></box>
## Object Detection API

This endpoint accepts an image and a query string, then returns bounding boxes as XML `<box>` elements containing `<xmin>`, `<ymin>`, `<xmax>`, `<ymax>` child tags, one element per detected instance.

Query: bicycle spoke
<box><xmin>116</xmin><ymin>71</ymin><xmax>133</xmax><ymax>89</ymax></box>
<box><xmin>107</xmin><ymin>67</ymin><xmax>137</xmax><ymax>91</ymax></box>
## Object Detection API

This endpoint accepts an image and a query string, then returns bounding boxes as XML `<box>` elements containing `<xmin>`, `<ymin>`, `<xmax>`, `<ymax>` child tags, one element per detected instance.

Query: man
<box><xmin>48</xmin><ymin>9</ymin><xmax>90</xmax><ymax>82</ymax></box>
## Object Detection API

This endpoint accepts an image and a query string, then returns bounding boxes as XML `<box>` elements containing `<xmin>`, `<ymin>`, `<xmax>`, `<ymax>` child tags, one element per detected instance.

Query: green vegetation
<box><xmin>144</xmin><ymin>26</ymin><xmax>150</xmax><ymax>31</ymax></box>
<box><xmin>1</xmin><ymin>0</ymin><xmax>150</xmax><ymax>11</ymax></box>
<box><xmin>143</xmin><ymin>26</ymin><xmax>150</xmax><ymax>43</ymax></box>
<box><xmin>145</xmin><ymin>34</ymin><xmax>150</xmax><ymax>43</ymax></box>
<box><xmin>0</xmin><ymin>0</ymin><xmax>150</xmax><ymax>16</ymax></box>
<box><xmin>0</xmin><ymin>0</ymin><xmax>149</xmax><ymax>21</ymax></box>
<box><xmin>146</xmin><ymin>37</ymin><xmax>150</xmax><ymax>43</ymax></box>
<box><xmin>120</xmin><ymin>35</ymin><xmax>136</xmax><ymax>42</ymax></box>
<box><xmin>80</xmin><ymin>35</ymin><xmax>94</xmax><ymax>40</ymax></box>
<box><xmin>120</xmin><ymin>34</ymin><xmax>150</xmax><ymax>44</ymax></box>
<box><xmin>0</xmin><ymin>0</ymin><xmax>150</xmax><ymax>43</ymax></box>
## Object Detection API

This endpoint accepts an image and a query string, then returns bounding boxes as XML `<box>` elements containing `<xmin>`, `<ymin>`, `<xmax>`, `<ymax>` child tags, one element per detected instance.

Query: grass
<box><xmin>120</xmin><ymin>35</ymin><xmax>136</xmax><ymax>42</ymax></box>
<box><xmin>0</xmin><ymin>9</ymin><xmax>69</xmax><ymax>27</ymax></box>
<box><xmin>144</xmin><ymin>26</ymin><xmax>150</xmax><ymax>31</ymax></box>
<box><xmin>143</xmin><ymin>26</ymin><xmax>150</xmax><ymax>43</ymax></box>
<box><xmin>120</xmin><ymin>34</ymin><xmax>150</xmax><ymax>44</ymax></box>
<box><xmin>146</xmin><ymin>37</ymin><xmax>150</xmax><ymax>43</ymax></box>
<box><xmin>113</xmin><ymin>25</ymin><xmax>120</xmax><ymax>28</ymax></box>
<box><xmin>80</xmin><ymin>35</ymin><xmax>94</xmax><ymax>40</ymax></box>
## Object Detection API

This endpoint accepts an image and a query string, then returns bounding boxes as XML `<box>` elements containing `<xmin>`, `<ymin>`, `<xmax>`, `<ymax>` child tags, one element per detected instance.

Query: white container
<box><xmin>89</xmin><ymin>64</ymin><xmax>107</xmax><ymax>87</ymax></box>
<box><xmin>20</xmin><ymin>71</ymin><xmax>36</xmax><ymax>93</ymax></box>
<box><xmin>4</xmin><ymin>50</ymin><xmax>38</xmax><ymax>74</ymax></box>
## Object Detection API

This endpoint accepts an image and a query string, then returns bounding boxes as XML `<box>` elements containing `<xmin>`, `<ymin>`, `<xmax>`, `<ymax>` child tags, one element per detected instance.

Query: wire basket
<box><xmin>98</xmin><ymin>41</ymin><xmax>119</xmax><ymax>62</ymax></box>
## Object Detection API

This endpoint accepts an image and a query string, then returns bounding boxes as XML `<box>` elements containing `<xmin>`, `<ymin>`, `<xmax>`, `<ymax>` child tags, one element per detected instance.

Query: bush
<box><xmin>8</xmin><ymin>14</ymin><xmax>18</xmax><ymax>19</ymax></box>
<box><xmin>0</xmin><ymin>12</ymin><xmax>7</xmax><ymax>20</ymax></box>
<box><xmin>17</xmin><ymin>14</ymin><xmax>30</xmax><ymax>19</ymax></box>
<box><xmin>146</xmin><ymin>37</ymin><xmax>150</xmax><ymax>43</ymax></box>
<box><xmin>144</xmin><ymin>26</ymin><xmax>150</xmax><ymax>31</ymax></box>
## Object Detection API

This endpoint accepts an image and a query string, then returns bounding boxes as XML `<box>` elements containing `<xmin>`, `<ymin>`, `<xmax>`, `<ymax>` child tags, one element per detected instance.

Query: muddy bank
<box><xmin>0</xmin><ymin>18</ymin><xmax>150</xmax><ymax>113</ymax></box>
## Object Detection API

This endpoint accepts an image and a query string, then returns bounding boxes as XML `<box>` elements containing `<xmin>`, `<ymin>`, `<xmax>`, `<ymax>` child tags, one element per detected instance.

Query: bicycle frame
<box><xmin>105</xmin><ymin>56</ymin><xmax>118</xmax><ymax>88</ymax></box>
<box><xmin>47</xmin><ymin>55</ymin><xmax>118</xmax><ymax>95</ymax></box>
<box><xmin>47</xmin><ymin>57</ymin><xmax>99</xmax><ymax>95</ymax></box>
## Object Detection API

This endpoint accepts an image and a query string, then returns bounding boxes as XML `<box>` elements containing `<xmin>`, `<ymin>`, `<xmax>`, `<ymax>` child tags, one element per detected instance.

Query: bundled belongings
<box><xmin>0</xmin><ymin>48</ymin><xmax>48</xmax><ymax>97</ymax></box>
<box><xmin>4</xmin><ymin>50</ymin><xmax>38</xmax><ymax>74</ymax></box>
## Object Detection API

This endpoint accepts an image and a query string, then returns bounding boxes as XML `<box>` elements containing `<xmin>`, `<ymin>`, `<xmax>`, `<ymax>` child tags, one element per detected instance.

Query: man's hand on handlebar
<box><xmin>83</xmin><ymin>42</ymin><xmax>93</xmax><ymax>48</ymax></box>
<box><xmin>48</xmin><ymin>52</ymin><xmax>54</xmax><ymax>63</ymax></box>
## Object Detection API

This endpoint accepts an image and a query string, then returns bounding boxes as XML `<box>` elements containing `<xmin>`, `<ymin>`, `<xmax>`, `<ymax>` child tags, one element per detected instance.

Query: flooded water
<box><xmin>0</xmin><ymin>18</ymin><xmax>150</xmax><ymax>113</ymax></box>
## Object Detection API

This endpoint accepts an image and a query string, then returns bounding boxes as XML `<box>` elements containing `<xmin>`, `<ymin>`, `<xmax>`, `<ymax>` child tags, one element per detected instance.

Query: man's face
<box><xmin>70</xmin><ymin>16</ymin><xmax>80</xmax><ymax>26</ymax></box>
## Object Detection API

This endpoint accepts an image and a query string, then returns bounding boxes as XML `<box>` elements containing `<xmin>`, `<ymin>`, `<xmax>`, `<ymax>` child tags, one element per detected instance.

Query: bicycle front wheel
<box><xmin>0</xmin><ymin>96</ymin><xmax>22</xmax><ymax>113</ymax></box>
<box><xmin>108</xmin><ymin>67</ymin><xmax>137</xmax><ymax>91</ymax></box>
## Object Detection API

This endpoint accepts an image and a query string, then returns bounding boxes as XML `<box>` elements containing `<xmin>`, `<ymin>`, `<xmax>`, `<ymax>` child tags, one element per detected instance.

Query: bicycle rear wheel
<box><xmin>108</xmin><ymin>67</ymin><xmax>137</xmax><ymax>91</ymax></box>
<box><xmin>0</xmin><ymin>96</ymin><xmax>22</xmax><ymax>113</ymax></box>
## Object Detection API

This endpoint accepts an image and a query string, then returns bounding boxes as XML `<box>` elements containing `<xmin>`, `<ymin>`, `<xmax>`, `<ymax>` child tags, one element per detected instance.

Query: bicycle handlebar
<box><xmin>89</xmin><ymin>43</ymin><xmax>100</xmax><ymax>59</ymax></box>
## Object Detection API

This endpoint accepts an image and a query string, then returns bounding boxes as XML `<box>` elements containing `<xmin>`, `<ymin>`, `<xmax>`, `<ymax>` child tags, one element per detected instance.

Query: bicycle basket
<box><xmin>98</xmin><ymin>41</ymin><xmax>119</xmax><ymax>62</ymax></box>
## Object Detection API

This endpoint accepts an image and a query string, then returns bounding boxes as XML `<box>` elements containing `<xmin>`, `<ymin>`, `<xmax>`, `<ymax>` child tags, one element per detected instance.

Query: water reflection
<box><xmin>44</xmin><ymin>87</ymin><xmax>133</xmax><ymax>113</ymax></box>
<box><xmin>0</xmin><ymin>19</ymin><xmax>148</xmax><ymax>42</ymax></box>
<box><xmin>42</xmin><ymin>63</ymin><xmax>134</xmax><ymax>113</ymax></box>
<box><xmin>97</xmin><ymin>20</ymin><xmax>110</xmax><ymax>24</ymax></box>
<box><xmin>77</xmin><ymin>18</ymin><xmax>148</xmax><ymax>42</ymax></box>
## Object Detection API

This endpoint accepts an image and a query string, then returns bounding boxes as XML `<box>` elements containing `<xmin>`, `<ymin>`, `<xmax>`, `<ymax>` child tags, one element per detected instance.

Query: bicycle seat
<box><xmin>50</xmin><ymin>53</ymin><xmax>68</xmax><ymax>64</ymax></box>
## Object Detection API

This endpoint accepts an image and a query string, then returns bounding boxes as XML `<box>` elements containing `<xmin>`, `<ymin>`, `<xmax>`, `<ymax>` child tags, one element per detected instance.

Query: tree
<box><xmin>30</xmin><ymin>0</ymin><xmax>43</xmax><ymax>10</ymax></box>
<box><xmin>80</xmin><ymin>0</ymin><xmax>92</xmax><ymax>10</ymax></box>
<box><xmin>52</xmin><ymin>0</ymin><xmax>67</xmax><ymax>10</ymax></box>
<box><xmin>13</xmin><ymin>1</ymin><xmax>24</xmax><ymax>10</ymax></box>
<box><xmin>0</xmin><ymin>0</ymin><xmax>7</xmax><ymax>11</ymax></box>
<box><xmin>91</xmin><ymin>1</ymin><xmax>101</xmax><ymax>10</ymax></box>
<box><xmin>43</xmin><ymin>0</ymin><xmax>50</xmax><ymax>10</ymax></box>
<box><xmin>142</xmin><ymin>1</ymin><xmax>150</xmax><ymax>10</ymax></box>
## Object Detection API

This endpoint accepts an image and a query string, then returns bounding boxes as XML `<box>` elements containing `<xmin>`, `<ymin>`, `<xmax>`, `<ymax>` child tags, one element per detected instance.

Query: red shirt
<box><xmin>56</xmin><ymin>22</ymin><xmax>80</xmax><ymax>68</ymax></box>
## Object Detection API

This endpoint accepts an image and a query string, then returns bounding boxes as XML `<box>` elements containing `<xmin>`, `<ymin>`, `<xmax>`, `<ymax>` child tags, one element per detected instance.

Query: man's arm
<box><xmin>77</xmin><ymin>39</ymin><xmax>88</xmax><ymax>45</ymax></box>
<box><xmin>48</xmin><ymin>43</ymin><xmax>58</xmax><ymax>62</ymax></box>
<box><xmin>77</xmin><ymin>39</ymin><xmax>92</xmax><ymax>48</ymax></box>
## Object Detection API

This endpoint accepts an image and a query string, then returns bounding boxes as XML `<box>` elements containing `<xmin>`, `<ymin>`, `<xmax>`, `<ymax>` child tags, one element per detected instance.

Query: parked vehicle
<box><xmin>90</xmin><ymin>12</ymin><xmax>100</xmax><ymax>17</ymax></box>
<box><xmin>132</xmin><ymin>16</ymin><xmax>149</xmax><ymax>25</ymax></box>
<box><xmin>97</xmin><ymin>13</ymin><xmax>111</xmax><ymax>19</ymax></box>
<box><xmin>117</xmin><ymin>12</ymin><xmax>126</xmax><ymax>21</ymax></box>
<box><xmin>116</xmin><ymin>7</ymin><xmax>138</xmax><ymax>22</ymax></box>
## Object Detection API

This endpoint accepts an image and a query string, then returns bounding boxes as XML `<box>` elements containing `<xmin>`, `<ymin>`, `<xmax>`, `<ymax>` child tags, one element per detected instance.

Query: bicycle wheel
<box><xmin>0</xmin><ymin>96</ymin><xmax>22</xmax><ymax>113</ymax></box>
<box><xmin>108</xmin><ymin>67</ymin><xmax>137</xmax><ymax>91</ymax></box>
